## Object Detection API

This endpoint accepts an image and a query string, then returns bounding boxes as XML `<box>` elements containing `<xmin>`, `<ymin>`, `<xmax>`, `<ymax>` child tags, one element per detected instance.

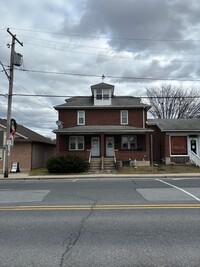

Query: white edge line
<box><xmin>156</xmin><ymin>179</ymin><xmax>200</xmax><ymax>202</ymax></box>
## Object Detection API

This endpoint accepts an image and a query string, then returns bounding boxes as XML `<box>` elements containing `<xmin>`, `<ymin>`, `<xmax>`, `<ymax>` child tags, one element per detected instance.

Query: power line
<box><xmin>14</xmin><ymin>80</ymin><xmax>54</xmax><ymax>110</ymax></box>
<box><xmin>10</xmin><ymin>27</ymin><xmax>200</xmax><ymax>42</ymax></box>
<box><xmin>16</xmin><ymin>68</ymin><xmax>200</xmax><ymax>82</ymax></box>
<box><xmin>10</xmin><ymin>94</ymin><xmax>200</xmax><ymax>99</ymax></box>
<box><xmin>20</xmin><ymin>34</ymin><xmax>200</xmax><ymax>57</ymax></box>
<box><xmin>23</xmin><ymin>42</ymin><xmax>200</xmax><ymax>63</ymax></box>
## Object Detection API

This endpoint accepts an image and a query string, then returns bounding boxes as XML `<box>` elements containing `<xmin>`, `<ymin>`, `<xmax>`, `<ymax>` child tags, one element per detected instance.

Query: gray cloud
<box><xmin>1</xmin><ymin>0</ymin><xmax>200</xmax><ymax>138</ymax></box>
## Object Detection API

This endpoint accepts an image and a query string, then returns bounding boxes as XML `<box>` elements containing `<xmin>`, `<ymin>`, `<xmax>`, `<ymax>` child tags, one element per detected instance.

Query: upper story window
<box><xmin>96</xmin><ymin>89</ymin><xmax>110</xmax><ymax>100</ymax></box>
<box><xmin>77</xmin><ymin>110</ymin><xmax>85</xmax><ymax>125</ymax></box>
<box><xmin>121</xmin><ymin>110</ymin><xmax>128</xmax><ymax>125</ymax></box>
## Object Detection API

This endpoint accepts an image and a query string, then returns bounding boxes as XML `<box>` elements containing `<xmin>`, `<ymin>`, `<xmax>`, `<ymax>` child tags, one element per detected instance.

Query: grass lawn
<box><xmin>118</xmin><ymin>164</ymin><xmax>200</xmax><ymax>174</ymax></box>
<box><xmin>29</xmin><ymin>165</ymin><xmax>200</xmax><ymax>176</ymax></box>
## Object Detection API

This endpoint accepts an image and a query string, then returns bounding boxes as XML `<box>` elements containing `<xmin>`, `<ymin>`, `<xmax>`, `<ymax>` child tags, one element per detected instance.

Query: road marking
<box><xmin>0</xmin><ymin>204</ymin><xmax>200</xmax><ymax>211</ymax></box>
<box><xmin>156</xmin><ymin>179</ymin><xmax>200</xmax><ymax>202</ymax></box>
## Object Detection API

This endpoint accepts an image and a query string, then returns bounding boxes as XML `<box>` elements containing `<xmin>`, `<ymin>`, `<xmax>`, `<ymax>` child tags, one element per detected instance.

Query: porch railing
<box><xmin>190</xmin><ymin>151</ymin><xmax>200</xmax><ymax>167</ymax></box>
<box><xmin>88</xmin><ymin>149</ymin><xmax>92</xmax><ymax>163</ymax></box>
<box><xmin>114</xmin><ymin>150</ymin><xmax>117</xmax><ymax>163</ymax></box>
<box><xmin>101</xmin><ymin>156</ymin><xmax>104</xmax><ymax>171</ymax></box>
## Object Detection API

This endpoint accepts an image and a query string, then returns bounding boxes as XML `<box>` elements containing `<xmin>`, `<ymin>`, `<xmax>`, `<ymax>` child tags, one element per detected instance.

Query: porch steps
<box><xmin>103</xmin><ymin>157</ymin><xmax>116</xmax><ymax>173</ymax></box>
<box><xmin>88</xmin><ymin>157</ymin><xmax>116</xmax><ymax>173</ymax></box>
<box><xmin>88</xmin><ymin>158</ymin><xmax>101</xmax><ymax>173</ymax></box>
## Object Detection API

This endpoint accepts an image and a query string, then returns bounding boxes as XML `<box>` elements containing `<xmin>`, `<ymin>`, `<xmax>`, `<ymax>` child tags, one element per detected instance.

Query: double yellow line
<box><xmin>0</xmin><ymin>204</ymin><xmax>200</xmax><ymax>211</ymax></box>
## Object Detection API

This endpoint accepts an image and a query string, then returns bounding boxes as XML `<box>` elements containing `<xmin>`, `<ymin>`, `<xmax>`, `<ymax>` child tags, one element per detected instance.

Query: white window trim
<box><xmin>69</xmin><ymin>136</ymin><xmax>84</xmax><ymax>151</ymax></box>
<box><xmin>77</xmin><ymin>110</ymin><xmax>85</xmax><ymax>125</ymax></box>
<box><xmin>121</xmin><ymin>110</ymin><xmax>128</xmax><ymax>125</ymax></box>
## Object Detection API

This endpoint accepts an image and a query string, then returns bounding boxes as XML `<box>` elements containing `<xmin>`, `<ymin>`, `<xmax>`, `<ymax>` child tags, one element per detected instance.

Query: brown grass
<box><xmin>117</xmin><ymin>165</ymin><xmax>200</xmax><ymax>174</ymax></box>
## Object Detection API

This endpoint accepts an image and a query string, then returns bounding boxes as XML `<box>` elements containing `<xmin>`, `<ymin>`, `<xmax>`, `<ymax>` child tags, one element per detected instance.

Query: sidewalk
<box><xmin>0</xmin><ymin>171</ymin><xmax>200</xmax><ymax>180</ymax></box>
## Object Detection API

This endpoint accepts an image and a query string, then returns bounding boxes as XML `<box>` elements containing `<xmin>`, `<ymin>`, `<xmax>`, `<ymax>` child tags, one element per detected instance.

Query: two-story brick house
<box><xmin>54</xmin><ymin>82</ymin><xmax>153</xmax><ymax>170</ymax></box>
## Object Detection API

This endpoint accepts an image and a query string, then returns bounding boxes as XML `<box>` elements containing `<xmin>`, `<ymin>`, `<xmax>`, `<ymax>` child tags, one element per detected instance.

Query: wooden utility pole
<box><xmin>4</xmin><ymin>28</ymin><xmax>23</xmax><ymax>178</ymax></box>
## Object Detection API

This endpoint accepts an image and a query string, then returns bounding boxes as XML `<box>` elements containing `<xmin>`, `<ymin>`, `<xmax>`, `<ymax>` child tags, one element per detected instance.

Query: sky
<box><xmin>1</xmin><ymin>0</ymin><xmax>200</xmax><ymax>139</ymax></box>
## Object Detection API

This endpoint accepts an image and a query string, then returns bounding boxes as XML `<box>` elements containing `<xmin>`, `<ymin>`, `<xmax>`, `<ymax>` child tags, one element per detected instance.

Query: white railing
<box><xmin>114</xmin><ymin>150</ymin><xmax>117</xmax><ymax>163</ymax></box>
<box><xmin>88</xmin><ymin>150</ymin><xmax>92</xmax><ymax>163</ymax></box>
<box><xmin>101</xmin><ymin>156</ymin><xmax>104</xmax><ymax>171</ymax></box>
<box><xmin>190</xmin><ymin>151</ymin><xmax>200</xmax><ymax>167</ymax></box>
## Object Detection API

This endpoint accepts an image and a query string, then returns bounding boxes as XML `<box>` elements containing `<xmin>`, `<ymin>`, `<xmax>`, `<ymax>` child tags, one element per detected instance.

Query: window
<box><xmin>103</xmin><ymin>89</ymin><xmax>109</xmax><ymax>99</ymax></box>
<box><xmin>171</xmin><ymin>136</ymin><xmax>187</xmax><ymax>155</ymax></box>
<box><xmin>96</xmin><ymin>89</ymin><xmax>110</xmax><ymax>100</ymax></box>
<box><xmin>121</xmin><ymin>110</ymin><xmax>128</xmax><ymax>125</ymax></box>
<box><xmin>77</xmin><ymin>111</ymin><xmax>85</xmax><ymax>125</ymax></box>
<box><xmin>69</xmin><ymin>136</ymin><xmax>84</xmax><ymax>150</ymax></box>
<box><xmin>96</xmin><ymin>89</ymin><xmax>102</xmax><ymax>100</ymax></box>
<box><xmin>121</xmin><ymin>136</ymin><xmax>137</xmax><ymax>150</ymax></box>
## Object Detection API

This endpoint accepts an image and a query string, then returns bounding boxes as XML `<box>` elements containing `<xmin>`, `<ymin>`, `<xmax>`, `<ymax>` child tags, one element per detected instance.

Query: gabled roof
<box><xmin>148</xmin><ymin>119</ymin><xmax>200</xmax><ymax>132</ymax></box>
<box><xmin>0</xmin><ymin>118</ymin><xmax>55</xmax><ymax>145</ymax></box>
<box><xmin>55</xmin><ymin>96</ymin><xmax>150</xmax><ymax>110</ymax></box>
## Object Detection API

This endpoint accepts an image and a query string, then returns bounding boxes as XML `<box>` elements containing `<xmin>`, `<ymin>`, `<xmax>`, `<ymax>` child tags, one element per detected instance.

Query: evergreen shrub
<box><xmin>46</xmin><ymin>154</ymin><xmax>88</xmax><ymax>173</ymax></box>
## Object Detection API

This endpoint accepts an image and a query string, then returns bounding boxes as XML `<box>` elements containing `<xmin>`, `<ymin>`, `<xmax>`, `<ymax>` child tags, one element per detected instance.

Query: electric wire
<box><xmin>14</xmin><ymin>80</ymin><xmax>54</xmax><ymax>110</ymax></box>
<box><xmin>19</xmin><ymin>34</ymin><xmax>200</xmax><ymax>57</ymax></box>
<box><xmin>23</xmin><ymin>42</ymin><xmax>200</xmax><ymax>63</ymax></box>
<box><xmin>16</xmin><ymin>68</ymin><xmax>200</xmax><ymax>82</ymax></box>
<box><xmin>9</xmin><ymin>27</ymin><xmax>200</xmax><ymax>42</ymax></box>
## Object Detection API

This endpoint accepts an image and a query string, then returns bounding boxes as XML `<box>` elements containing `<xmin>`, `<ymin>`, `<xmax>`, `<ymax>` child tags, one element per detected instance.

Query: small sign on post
<box><xmin>10</xmin><ymin>162</ymin><xmax>20</xmax><ymax>173</ymax></box>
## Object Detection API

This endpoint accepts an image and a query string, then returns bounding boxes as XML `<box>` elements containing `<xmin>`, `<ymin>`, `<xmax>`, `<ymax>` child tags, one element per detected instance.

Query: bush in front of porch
<box><xmin>46</xmin><ymin>154</ymin><xmax>88</xmax><ymax>174</ymax></box>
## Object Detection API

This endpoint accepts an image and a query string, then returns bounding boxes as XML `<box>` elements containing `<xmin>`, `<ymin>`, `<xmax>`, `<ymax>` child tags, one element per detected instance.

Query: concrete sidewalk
<box><xmin>0</xmin><ymin>171</ymin><xmax>200</xmax><ymax>180</ymax></box>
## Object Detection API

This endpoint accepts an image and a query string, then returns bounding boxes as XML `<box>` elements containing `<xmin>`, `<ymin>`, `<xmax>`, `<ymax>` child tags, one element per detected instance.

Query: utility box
<box><xmin>13</xmin><ymin>52</ymin><xmax>23</xmax><ymax>66</ymax></box>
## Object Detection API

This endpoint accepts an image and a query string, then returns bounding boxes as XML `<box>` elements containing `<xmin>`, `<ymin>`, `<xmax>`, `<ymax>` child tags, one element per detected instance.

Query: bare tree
<box><xmin>146</xmin><ymin>84</ymin><xmax>200</xmax><ymax>119</ymax></box>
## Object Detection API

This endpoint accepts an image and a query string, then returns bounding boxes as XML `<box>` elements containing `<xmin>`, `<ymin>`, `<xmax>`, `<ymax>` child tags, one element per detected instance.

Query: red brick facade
<box><xmin>54</xmin><ymin>83</ymin><xmax>152</xmax><ymax>167</ymax></box>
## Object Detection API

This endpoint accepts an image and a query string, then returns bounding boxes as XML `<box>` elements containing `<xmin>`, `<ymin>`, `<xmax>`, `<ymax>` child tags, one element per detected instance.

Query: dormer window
<box><xmin>96</xmin><ymin>89</ymin><xmax>109</xmax><ymax>100</ymax></box>
<box><xmin>91</xmin><ymin>83</ymin><xmax>114</xmax><ymax>106</ymax></box>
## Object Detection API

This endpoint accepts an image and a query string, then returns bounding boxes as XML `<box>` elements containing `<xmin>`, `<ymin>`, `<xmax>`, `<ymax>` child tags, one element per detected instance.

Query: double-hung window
<box><xmin>121</xmin><ymin>110</ymin><xmax>128</xmax><ymax>125</ymax></box>
<box><xmin>121</xmin><ymin>136</ymin><xmax>137</xmax><ymax>150</ymax></box>
<box><xmin>77</xmin><ymin>110</ymin><xmax>85</xmax><ymax>125</ymax></box>
<box><xmin>96</xmin><ymin>89</ymin><xmax>110</xmax><ymax>100</ymax></box>
<box><xmin>69</xmin><ymin>136</ymin><xmax>84</xmax><ymax>150</ymax></box>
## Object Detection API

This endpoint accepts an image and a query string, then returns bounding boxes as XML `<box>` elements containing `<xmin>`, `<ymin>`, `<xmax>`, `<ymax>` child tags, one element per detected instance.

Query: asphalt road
<box><xmin>0</xmin><ymin>177</ymin><xmax>200</xmax><ymax>266</ymax></box>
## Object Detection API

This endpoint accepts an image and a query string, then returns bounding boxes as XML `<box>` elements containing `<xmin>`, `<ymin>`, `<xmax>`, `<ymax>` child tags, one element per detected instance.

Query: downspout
<box><xmin>143</xmin><ymin>107</ymin><xmax>145</xmax><ymax>128</ymax></box>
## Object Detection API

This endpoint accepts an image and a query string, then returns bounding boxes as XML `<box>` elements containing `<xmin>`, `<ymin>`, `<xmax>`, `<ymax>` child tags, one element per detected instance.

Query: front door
<box><xmin>106</xmin><ymin>137</ymin><xmax>114</xmax><ymax>157</ymax></box>
<box><xmin>190</xmin><ymin>138</ymin><xmax>198</xmax><ymax>154</ymax></box>
<box><xmin>91</xmin><ymin>137</ymin><xmax>100</xmax><ymax>157</ymax></box>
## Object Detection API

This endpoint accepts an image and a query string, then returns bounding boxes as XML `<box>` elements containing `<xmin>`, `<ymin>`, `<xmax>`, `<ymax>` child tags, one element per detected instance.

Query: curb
<box><xmin>0</xmin><ymin>173</ymin><xmax>200</xmax><ymax>180</ymax></box>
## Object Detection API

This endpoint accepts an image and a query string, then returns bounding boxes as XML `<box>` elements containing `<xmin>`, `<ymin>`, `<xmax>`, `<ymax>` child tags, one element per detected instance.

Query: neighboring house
<box><xmin>0</xmin><ymin>119</ymin><xmax>56</xmax><ymax>171</ymax></box>
<box><xmin>54</xmin><ymin>82</ymin><xmax>153</xmax><ymax>170</ymax></box>
<box><xmin>147</xmin><ymin>119</ymin><xmax>200</xmax><ymax>165</ymax></box>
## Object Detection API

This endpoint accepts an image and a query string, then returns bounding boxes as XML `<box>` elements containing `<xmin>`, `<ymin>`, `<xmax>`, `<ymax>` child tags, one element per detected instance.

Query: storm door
<box><xmin>91</xmin><ymin>137</ymin><xmax>100</xmax><ymax>157</ymax></box>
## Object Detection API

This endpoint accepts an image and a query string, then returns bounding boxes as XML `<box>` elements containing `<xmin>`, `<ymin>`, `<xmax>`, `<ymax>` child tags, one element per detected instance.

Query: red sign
<box><xmin>171</xmin><ymin>136</ymin><xmax>187</xmax><ymax>155</ymax></box>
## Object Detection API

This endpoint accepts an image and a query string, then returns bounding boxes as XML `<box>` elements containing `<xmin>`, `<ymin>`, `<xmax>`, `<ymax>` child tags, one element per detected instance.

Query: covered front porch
<box><xmin>54</xmin><ymin>125</ymin><xmax>153</xmax><ymax>168</ymax></box>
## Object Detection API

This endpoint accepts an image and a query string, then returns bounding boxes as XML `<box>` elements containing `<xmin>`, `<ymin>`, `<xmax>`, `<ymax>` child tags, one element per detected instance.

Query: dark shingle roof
<box><xmin>0</xmin><ymin>119</ymin><xmax>55</xmax><ymax>145</ymax></box>
<box><xmin>55</xmin><ymin>96</ymin><xmax>150</xmax><ymax>109</ymax></box>
<box><xmin>148</xmin><ymin>119</ymin><xmax>200</xmax><ymax>132</ymax></box>
<box><xmin>54</xmin><ymin>125</ymin><xmax>153</xmax><ymax>134</ymax></box>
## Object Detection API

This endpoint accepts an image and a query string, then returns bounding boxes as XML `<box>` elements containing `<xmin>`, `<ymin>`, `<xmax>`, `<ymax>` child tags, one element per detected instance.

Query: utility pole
<box><xmin>4</xmin><ymin>28</ymin><xmax>23</xmax><ymax>178</ymax></box>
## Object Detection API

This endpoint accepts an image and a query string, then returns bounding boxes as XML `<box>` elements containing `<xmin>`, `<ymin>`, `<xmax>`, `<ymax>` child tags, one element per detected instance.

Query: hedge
<box><xmin>46</xmin><ymin>154</ymin><xmax>88</xmax><ymax>173</ymax></box>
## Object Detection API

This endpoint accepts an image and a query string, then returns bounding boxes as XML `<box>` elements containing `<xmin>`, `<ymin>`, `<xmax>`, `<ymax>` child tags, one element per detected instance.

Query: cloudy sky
<box><xmin>1</xmin><ymin>0</ymin><xmax>200</xmax><ymax>138</ymax></box>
